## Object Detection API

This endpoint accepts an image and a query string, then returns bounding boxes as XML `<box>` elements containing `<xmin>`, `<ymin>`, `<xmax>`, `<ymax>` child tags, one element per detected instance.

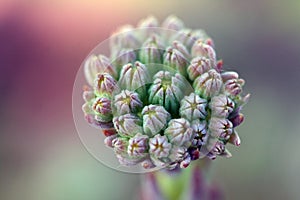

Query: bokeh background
<box><xmin>1</xmin><ymin>0</ymin><xmax>300</xmax><ymax>199</ymax></box>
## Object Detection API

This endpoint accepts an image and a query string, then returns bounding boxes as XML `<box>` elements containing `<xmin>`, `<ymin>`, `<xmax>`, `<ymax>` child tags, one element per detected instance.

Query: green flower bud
<box><xmin>187</xmin><ymin>57</ymin><xmax>211</xmax><ymax>81</ymax></box>
<box><xmin>113</xmin><ymin>90</ymin><xmax>143</xmax><ymax>115</ymax></box>
<box><xmin>149</xmin><ymin>134</ymin><xmax>172</xmax><ymax>158</ymax></box>
<box><xmin>119</xmin><ymin>61</ymin><xmax>151</xmax><ymax>96</ymax></box>
<box><xmin>139</xmin><ymin>35</ymin><xmax>164</xmax><ymax>64</ymax></box>
<box><xmin>191</xmin><ymin>40</ymin><xmax>217</xmax><ymax>68</ymax></box>
<box><xmin>113</xmin><ymin>114</ymin><xmax>143</xmax><ymax>137</ymax></box>
<box><xmin>128</xmin><ymin>133</ymin><xmax>149</xmax><ymax>158</ymax></box>
<box><xmin>164</xmin><ymin>46</ymin><xmax>189</xmax><ymax>76</ymax></box>
<box><xmin>149</xmin><ymin>71</ymin><xmax>187</xmax><ymax>114</ymax></box>
<box><xmin>94</xmin><ymin>73</ymin><xmax>117</xmax><ymax>96</ymax></box>
<box><xmin>92</xmin><ymin>96</ymin><xmax>113</xmax><ymax>122</ymax></box>
<box><xmin>210</xmin><ymin>94</ymin><xmax>235</xmax><ymax>118</ymax></box>
<box><xmin>208</xmin><ymin>118</ymin><xmax>233</xmax><ymax>140</ymax></box>
<box><xmin>180</xmin><ymin>93</ymin><xmax>207</xmax><ymax>122</ymax></box>
<box><xmin>84</xmin><ymin>54</ymin><xmax>118</xmax><ymax>85</ymax></box>
<box><xmin>142</xmin><ymin>105</ymin><xmax>171</xmax><ymax>136</ymax></box>
<box><xmin>193</xmin><ymin>69</ymin><xmax>222</xmax><ymax>98</ymax></box>
<box><xmin>165</xmin><ymin>118</ymin><xmax>194</xmax><ymax>147</ymax></box>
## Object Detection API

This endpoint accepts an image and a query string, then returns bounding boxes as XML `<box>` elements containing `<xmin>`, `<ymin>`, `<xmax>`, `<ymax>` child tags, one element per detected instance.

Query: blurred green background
<box><xmin>1</xmin><ymin>0</ymin><xmax>300</xmax><ymax>199</ymax></box>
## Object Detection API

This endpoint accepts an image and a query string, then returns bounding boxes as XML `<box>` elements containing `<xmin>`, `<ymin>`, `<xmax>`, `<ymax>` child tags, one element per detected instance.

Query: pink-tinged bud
<box><xmin>191</xmin><ymin>120</ymin><xmax>208</xmax><ymax>146</ymax></box>
<box><xmin>179</xmin><ymin>154</ymin><xmax>191</xmax><ymax>168</ymax></box>
<box><xmin>187</xmin><ymin>57</ymin><xmax>211</xmax><ymax>81</ymax></box>
<box><xmin>165</xmin><ymin>118</ymin><xmax>194</xmax><ymax>147</ymax></box>
<box><xmin>128</xmin><ymin>133</ymin><xmax>149</xmax><ymax>158</ymax></box>
<box><xmin>113</xmin><ymin>48</ymin><xmax>137</xmax><ymax>68</ymax></box>
<box><xmin>92</xmin><ymin>97</ymin><xmax>112</xmax><ymax>122</ymax></box>
<box><xmin>163</xmin><ymin>46</ymin><xmax>189</xmax><ymax>76</ymax></box>
<box><xmin>180</xmin><ymin>93</ymin><xmax>207</xmax><ymax>121</ymax></box>
<box><xmin>119</xmin><ymin>61</ymin><xmax>151</xmax><ymax>93</ymax></box>
<box><xmin>104</xmin><ymin>135</ymin><xmax>117</xmax><ymax>147</ymax></box>
<box><xmin>229</xmin><ymin>113</ymin><xmax>244</xmax><ymax>127</ymax></box>
<box><xmin>102</xmin><ymin>128</ymin><xmax>117</xmax><ymax>137</ymax></box>
<box><xmin>137</xmin><ymin>16</ymin><xmax>159</xmax><ymax>28</ymax></box>
<box><xmin>212</xmin><ymin>140</ymin><xmax>226</xmax><ymax>155</ymax></box>
<box><xmin>141</xmin><ymin>159</ymin><xmax>155</xmax><ymax>169</ymax></box>
<box><xmin>229</xmin><ymin>130</ymin><xmax>241</xmax><ymax>146</ymax></box>
<box><xmin>191</xmin><ymin>40</ymin><xmax>217</xmax><ymax>68</ymax></box>
<box><xmin>170</xmin><ymin>29</ymin><xmax>198</xmax><ymax>50</ymax></box>
<box><xmin>216</xmin><ymin>59</ymin><xmax>223</xmax><ymax>72</ymax></box>
<box><xmin>210</xmin><ymin>94</ymin><xmax>235</xmax><ymax>118</ymax></box>
<box><xmin>94</xmin><ymin>73</ymin><xmax>117</xmax><ymax>96</ymax></box>
<box><xmin>168</xmin><ymin>146</ymin><xmax>187</xmax><ymax>163</ymax></box>
<box><xmin>84</xmin><ymin>54</ymin><xmax>118</xmax><ymax>86</ymax></box>
<box><xmin>113</xmin><ymin>114</ymin><xmax>143</xmax><ymax>137</ymax></box>
<box><xmin>84</xmin><ymin>114</ymin><xmax>114</xmax><ymax>130</ymax></box>
<box><xmin>149</xmin><ymin>135</ymin><xmax>172</xmax><ymax>158</ymax></box>
<box><xmin>209</xmin><ymin>118</ymin><xmax>233</xmax><ymax>140</ymax></box>
<box><xmin>139</xmin><ymin>34</ymin><xmax>164</xmax><ymax>64</ymax></box>
<box><xmin>142</xmin><ymin>105</ymin><xmax>171</xmax><ymax>136</ymax></box>
<box><xmin>205</xmin><ymin>38</ymin><xmax>215</xmax><ymax>48</ymax></box>
<box><xmin>193</xmin><ymin>69</ymin><xmax>223</xmax><ymax>98</ymax></box>
<box><xmin>172</xmin><ymin>40</ymin><xmax>191</xmax><ymax>60</ymax></box>
<box><xmin>162</xmin><ymin>15</ymin><xmax>185</xmax><ymax>31</ymax></box>
<box><xmin>114</xmin><ymin>90</ymin><xmax>143</xmax><ymax>115</ymax></box>
<box><xmin>112</xmin><ymin>137</ymin><xmax>129</xmax><ymax>155</ymax></box>
<box><xmin>224</xmin><ymin>78</ymin><xmax>245</xmax><ymax>96</ymax></box>
<box><xmin>189</xmin><ymin>148</ymin><xmax>201</xmax><ymax>160</ymax></box>
<box><xmin>221</xmin><ymin>71</ymin><xmax>239</xmax><ymax>82</ymax></box>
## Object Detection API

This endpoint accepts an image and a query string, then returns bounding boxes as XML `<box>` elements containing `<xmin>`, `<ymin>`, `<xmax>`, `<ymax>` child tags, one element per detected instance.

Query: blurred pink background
<box><xmin>1</xmin><ymin>0</ymin><xmax>300</xmax><ymax>199</ymax></box>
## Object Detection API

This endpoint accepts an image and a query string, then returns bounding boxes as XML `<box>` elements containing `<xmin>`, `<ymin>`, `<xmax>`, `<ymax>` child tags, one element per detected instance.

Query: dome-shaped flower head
<box><xmin>84</xmin><ymin>54</ymin><xmax>118</xmax><ymax>85</ymax></box>
<box><xmin>119</xmin><ymin>61</ymin><xmax>151</xmax><ymax>97</ymax></box>
<box><xmin>193</xmin><ymin>69</ymin><xmax>223</xmax><ymax>98</ymax></box>
<box><xmin>127</xmin><ymin>133</ymin><xmax>149</xmax><ymax>158</ymax></box>
<box><xmin>165</xmin><ymin>118</ymin><xmax>194</xmax><ymax>147</ymax></box>
<box><xmin>139</xmin><ymin>35</ymin><xmax>165</xmax><ymax>64</ymax></box>
<box><xmin>163</xmin><ymin>46</ymin><xmax>189</xmax><ymax>76</ymax></box>
<box><xmin>149</xmin><ymin>71</ymin><xmax>188</xmax><ymax>114</ymax></box>
<box><xmin>187</xmin><ymin>56</ymin><xmax>211</xmax><ymax>81</ymax></box>
<box><xmin>113</xmin><ymin>114</ymin><xmax>143</xmax><ymax>137</ymax></box>
<box><xmin>209</xmin><ymin>118</ymin><xmax>233</xmax><ymax>141</ymax></box>
<box><xmin>191</xmin><ymin>40</ymin><xmax>217</xmax><ymax>68</ymax></box>
<box><xmin>210</xmin><ymin>94</ymin><xmax>235</xmax><ymax>118</ymax></box>
<box><xmin>149</xmin><ymin>134</ymin><xmax>172</xmax><ymax>159</ymax></box>
<box><xmin>94</xmin><ymin>73</ymin><xmax>117</xmax><ymax>96</ymax></box>
<box><xmin>179</xmin><ymin>93</ymin><xmax>207</xmax><ymax>122</ymax></box>
<box><xmin>141</xmin><ymin>105</ymin><xmax>171</xmax><ymax>136</ymax></box>
<box><xmin>113</xmin><ymin>90</ymin><xmax>143</xmax><ymax>115</ymax></box>
<box><xmin>92</xmin><ymin>96</ymin><xmax>113</xmax><ymax>122</ymax></box>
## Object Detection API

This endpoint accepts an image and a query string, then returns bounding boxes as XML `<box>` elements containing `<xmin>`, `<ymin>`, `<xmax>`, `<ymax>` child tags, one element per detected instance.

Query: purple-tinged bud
<box><xmin>113</xmin><ymin>48</ymin><xmax>137</xmax><ymax>69</ymax></box>
<box><xmin>216</xmin><ymin>59</ymin><xmax>223</xmax><ymax>72</ymax></box>
<box><xmin>119</xmin><ymin>61</ymin><xmax>151</xmax><ymax>93</ymax></box>
<box><xmin>112</xmin><ymin>137</ymin><xmax>129</xmax><ymax>155</ymax></box>
<box><xmin>137</xmin><ymin>16</ymin><xmax>159</xmax><ymax>28</ymax></box>
<box><xmin>92</xmin><ymin>96</ymin><xmax>113</xmax><ymax>122</ymax></box>
<box><xmin>189</xmin><ymin>148</ymin><xmax>200</xmax><ymax>160</ymax></box>
<box><xmin>139</xmin><ymin>35</ymin><xmax>164</xmax><ymax>64</ymax></box>
<box><xmin>128</xmin><ymin>133</ymin><xmax>149</xmax><ymax>158</ymax></box>
<box><xmin>141</xmin><ymin>158</ymin><xmax>156</xmax><ymax>169</ymax></box>
<box><xmin>142</xmin><ymin>105</ymin><xmax>171</xmax><ymax>136</ymax></box>
<box><xmin>193</xmin><ymin>69</ymin><xmax>223</xmax><ymax>98</ymax></box>
<box><xmin>94</xmin><ymin>73</ymin><xmax>117</xmax><ymax>96</ymax></box>
<box><xmin>212</xmin><ymin>140</ymin><xmax>226</xmax><ymax>155</ymax></box>
<box><xmin>84</xmin><ymin>114</ymin><xmax>114</xmax><ymax>130</ymax></box>
<box><xmin>171</xmin><ymin>29</ymin><xmax>198</xmax><ymax>50</ymax></box>
<box><xmin>164</xmin><ymin>46</ymin><xmax>189</xmax><ymax>76</ymax></box>
<box><xmin>149</xmin><ymin>135</ymin><xmax>172</xmax><ymax>158</ymax></box>
<box><xmin>172</xmin><ymin>40</ymin><xmax>191</xmax><ymax>60</ymax></box>
<box><xmin>209</xmin><ymin>118</ymin><xmax>233</xmax><ymax>140</ymax></box>
<box><xmin>187</xmin><ymin>57</ymin><xmax>211</xmax><ymax>81</ymax></box>
<box><xmin>229</xmin><ymin>130</ymin><xmax>241</xmax><ymax>146</ymax></box>
<box><xmin>191</xmin><ymin>119</ymin><xmax>208</xmax><ymax>146</ymax></box>
<box><xmin>162</xmin><ymin>15</ymin><xmax>185</xmax><ymax>31</ymax></box>
<box><xmin>113</xmin><ymin>114</ymin><xmax>143</xmax><ymax>137</ymax></box>
<box><xmin>210</xmin><ymin>94</ymin><xmax>235</xmax><ymax>118</ymax></box>
<box><xmin>168</xmin><ymin>146</ymin><xmax>187</xmax><ymax>163</ymax></box>
<box><xmin>149</xmin><ymin>71</ymin><xmax>188</xmax><ymax>114</ymax></box>
<box><xmin>224</xmin><ymin>78</ymin><xmax>245</xmax><ymax>96</ymax></box>
<box><xmin>191</xmin><ymin>40</ymin><xmax>217</xmax><ymax>68</ymax></box>
<box><xmin>221</xmin><ymin>71</ymin><xmax>239</xmax><ymax>82</ymax></box>
<box><xmin>180</xmin><ymin>93</ymin><xmax>207</xmax><ymax>122</ymax></box>
<box><xmin>104</xmin><ymin>135</ymin><xmax>117</xmax><ymax>147</ymax></box>
<box><xmin>180</xmin><ymin>154</ymin><xmax>191</xmax><ymax>168</ymax></box>
<box><xmin>114</xmin><ymin>90</ymin><xmax>143</xmax><ymax>115</ymax></box>
<box><xmin>229</xmin><ymin>113</ymin><xmax>244</xmax><ymax>127</ymax></box>
<box><xmin>84</xmin><ymin>54</ymin><xmax>118</xmax><ymax>86</ymax></box>
<box><xmin>165</xmin><ymin>118</ymin><xmax>194</xmax><ymax>147</ymax></box>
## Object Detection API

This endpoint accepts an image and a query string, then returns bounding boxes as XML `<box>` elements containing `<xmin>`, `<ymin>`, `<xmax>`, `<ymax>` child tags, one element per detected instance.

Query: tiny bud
<box><xmin>94</xmin><ymin>73</ymin><xmax>117</xmax><ymax>96</ymax></box>
<box><xmin>229</xmin><ymin>130</ymin><xmax>241</xmax><ymax>146</ymax></box>
<box><xmin>221</xmin><ymin>71</ymin><xmax>239</xmax><ymax>82</ymax></box>
<box><xmin>104</xmin><ymin>135</ymin><xmax>117</xmax><ymax>147</ymax></box>
<box><xmin>209</xmin><ymin>118</ymin><xmax>233</xmax><ymax>140</ymax></box>
<box><xmin>216</xmin><ymin>59</ymin><xmax>223</xmax><ymax>72</ymax></box>
<box><xmin>138</xmin><ymin>16</ymin><xmax>159</xmax><ymax>28</ymax></box>
<box><xmin>210</xmin><ymin>94</ymin><xmax>235</xmax><ymax>118</ymax></box>
<box><xmin>92</xmin><ymin>96</ymin><xmax>113</xmax><ymax>122</ymax></box>
<box><xmin>191</xmin><ymin>40</ymin><xmax>217</xmax><ymax>68</ymax></box>
<box><xmin>229</xmin><ymin>113</ymin><xmax>244</xmax><ymax>127</ymax></box>
<box><xmin>139</xmin><ymin>35</ymin><xmax>164</xmax><ymax>64</ymax></box>
<box><xmin>113</xmin><ymin>114</ymin><xmax>143</xmax><ymax>137</ymax></box>
<box><xmin>128</xmin><ymin>133</ymin><xmax>149</xmax><ymax>158</ymax></box>
<box><xmin>224</xmin><ymin>78</ymin><xmax>245</xmax><ymax>96</ymax></box>
<box><xmin>172</xmin><ymin>40</ymin><xmax>191</xmax><ymax>60</ymax></box>
<box><xmin>149</xmin><ymin>135</ymin><xmax>172</xmax><ymax>158</ymax></box>
<box><xmin>162</xmin><ymin>15</ymin><xmax>185</xmax><ymax>31</ymax></box>
<box><xmin>179</xmin><ymin>154</ymin><xmax>191</xmax><ymax>168</ymax></box>
<box><xmin>191</xmin><ymin>119</ymin><xmax>208</xmax><ymax>146</ymax></box>
<box><xmin>114</xmin><ymin>90</ymin><xmax>143</xmax><ymax>115</ymax></box>
<box><xmin>180</xmin><ymin>93</ymin><xmax>207</xmax><ymax>121</ymax></box>
<box><xmin>187</xmin><ymin>56</ymin><xmax>211</xmax><ymax>81</ymax></box>
<box><xmin>163</xmin><ymin>46</ymin><xmax>189</xmax><ymax>76</ymax></box>
<box><xmin>83</xmin><ymin>90</ymin><xmax>95</xmax><ymax>102</ymax></box>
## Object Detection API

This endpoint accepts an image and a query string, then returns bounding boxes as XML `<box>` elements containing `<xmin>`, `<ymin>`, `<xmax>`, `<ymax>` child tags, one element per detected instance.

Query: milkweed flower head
<box><xmin>81</xmin><ymin>15</ymin><xmax>250</xmax><ymax>170</ymax></box>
